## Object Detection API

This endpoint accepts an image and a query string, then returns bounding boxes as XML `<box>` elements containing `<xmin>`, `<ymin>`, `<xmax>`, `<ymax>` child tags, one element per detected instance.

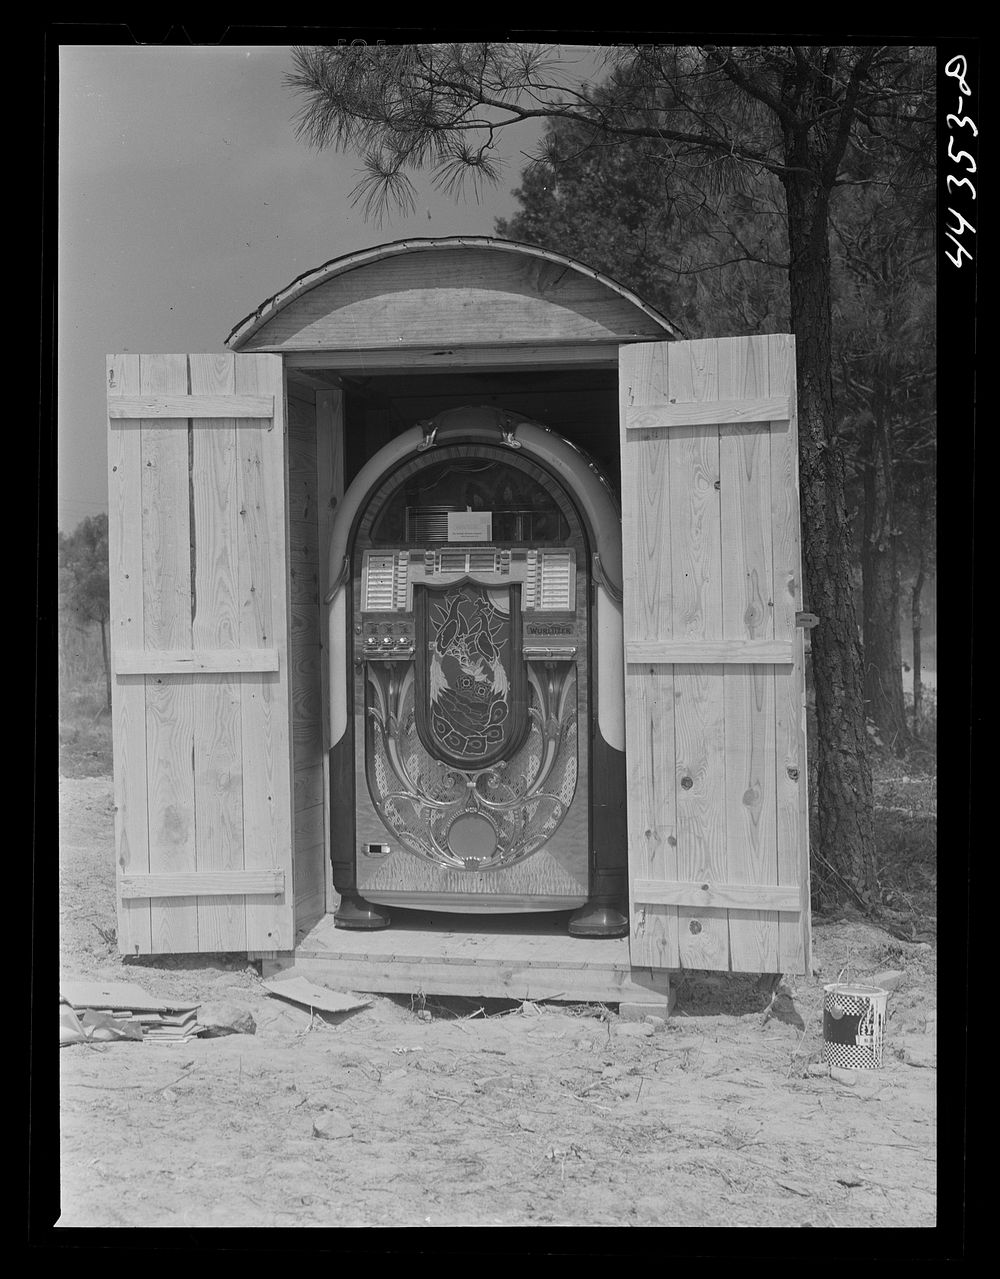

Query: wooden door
<box><xmin>619</xmin><ymin>335</ymin><xmax>810</xmax><ymax>975</ymax></box>
<box><xmin>106</xmin><ymin>353</ymin><xmax>294</xmax><ymax>954</ymax></box>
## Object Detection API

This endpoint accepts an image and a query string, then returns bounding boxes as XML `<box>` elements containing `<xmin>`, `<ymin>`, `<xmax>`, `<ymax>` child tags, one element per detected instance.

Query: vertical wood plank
<box><xmin>288</xmin><ymin>386</ymin><xmax>326</xmax><ymax>928</ymax></box>
<box><xmin>107</xmin><ymin>354</ymin><xmax>151</xmax><ymax>954</ymax></box>
<box><xmin>190</xmin><ymin>353</ymin><xmax>247</xmax><ymax>951</ymax></box>
<box><xmin>237</xmin><ymin>354</ymin><xmax>294</xmax><ymax>950</ymax></box>
<box><xmin>625</xmin><ymin>668</ymin><xmax>680</xmax><ymax>968</ymax></box>
<box><xmin>719</xmin><ymin>338</ymin><xmax>778</xmax><ymax>971</ymax></box>
<box><xmin>769</xmin><ymin>335</ymin><xmax>809</xmax><ymax>972</ymax></box>
<box><xmin>317</xmin><ymin>387</ymin><xmax>344</xmax><ymax>917</ymax></box>
<box><xmin>620</xmin><ymin>344</ymin><xmax>679</xmax><ymax>968</ymax></box>
<box><xmin>667</xmin><ymin>342</ymin><xmax>730</xmax><ymax>969</ymax></box>
<box><xmin>140</xmin><ymin>354</ymin><xmax>198</xmax><ymax>953</ymax></box>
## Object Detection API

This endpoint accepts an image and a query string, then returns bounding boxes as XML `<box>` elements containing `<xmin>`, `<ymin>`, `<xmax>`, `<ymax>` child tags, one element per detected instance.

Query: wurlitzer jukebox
<box><xmin>326</xmin><ymin>406</ymin><xmax>628</xmax><ymax>936</ymax></box>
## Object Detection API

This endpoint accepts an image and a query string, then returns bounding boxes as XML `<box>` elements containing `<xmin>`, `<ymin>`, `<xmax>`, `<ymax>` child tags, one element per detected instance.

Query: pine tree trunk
<box><xmin>860</xmin><ymin>410</ymin><xmax>909</xmax><ymax>756</ymax></box>
<box><xmin>912</xmin><ymin>555</ymin><xmax>926</xmax><ymax>739</ymax></box>
<box><xmin>783</xmin><ymin>170</ymin><xmax>878</xmax><ymax>910</ymax></box>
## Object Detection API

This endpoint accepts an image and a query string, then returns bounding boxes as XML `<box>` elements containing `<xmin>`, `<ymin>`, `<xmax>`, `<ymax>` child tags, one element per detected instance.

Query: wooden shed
<box><xmin>106</xmin><ymin>236</ymin><xmax>810</xmax><ymax>1015</ymax></box>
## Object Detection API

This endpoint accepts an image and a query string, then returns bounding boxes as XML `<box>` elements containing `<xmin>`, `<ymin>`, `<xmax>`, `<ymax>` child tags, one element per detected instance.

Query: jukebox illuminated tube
<box><xmin>596</xmin><ymin>584</ymin><xmax>625</xmax><ymax>752</ymax></box>
<box><xmin>325</xmin><ymin>424</ymin><xmax>425</xmax><ymax>751</ymax></box>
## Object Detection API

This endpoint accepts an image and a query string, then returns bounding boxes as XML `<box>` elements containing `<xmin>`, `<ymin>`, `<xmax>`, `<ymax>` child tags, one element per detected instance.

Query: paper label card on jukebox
<box><xmin>447</xmin><ymin>511</ymin><xmax>492</xmax><ymax>542</ymax></box>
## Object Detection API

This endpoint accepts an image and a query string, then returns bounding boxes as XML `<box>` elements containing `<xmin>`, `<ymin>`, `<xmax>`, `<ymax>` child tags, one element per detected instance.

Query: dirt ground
<box><xmin>53</xmin><ymin>775</ymin><xmax>937</xmax><ymax>1231</ymax></box>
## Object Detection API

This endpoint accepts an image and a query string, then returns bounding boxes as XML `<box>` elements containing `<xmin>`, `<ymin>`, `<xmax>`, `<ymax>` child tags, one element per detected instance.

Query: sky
<box><xmin>57</xmin><ymin>44</ymin><xmax>577</xmax><ymax>531</ymax></box>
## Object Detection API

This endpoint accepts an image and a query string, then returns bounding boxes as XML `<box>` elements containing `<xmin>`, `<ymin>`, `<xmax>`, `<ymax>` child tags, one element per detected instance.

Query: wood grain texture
<box><xmin>237</xmin><ymin>247</ymin><xmax>669</xmax><ymax>352</ymax></box>
<box><xmin>625</xmin><ymin>640</ymin><xmax>793</xmax><ymax>664</ymax></box>
<box><xmin>120</xmin><ymin>870</ymin><xmax>284</xmax><ymax>898</ymax></box>
<box><xmin>626</xmin><ymin>395</ymin><xmax>790</xmax><ymax>429</ymax></box>
<box><xmin>719</xmin><ymin>340</ymin><xmax>779</xmax><ymax>972</ymax></box>
<box><xmin>665</xmin><ymin>346</ymin><xmax>730</xmax><ymax>970</ymax></box>
<box><xmin>286</xmin><ymin>380</ymin><xmax>325</xmax><ymax>927</ymax></box>
<box><xmin>633</xmin><ymin>880</ymin><xmax>801</xmax><ymax>910</ymax></box>
<box><xmin>768</xmin><ymin>335</ymin><xmax>809</xmax><ymax>972</ymax></box>
<box><xmin>109</xmin><ymin>394</ymin><xmax>274</xmax><ymax>419</ymax></box>
<box><xmin>274</xmin><ymin>909</ymin><xmax>672</xmax><ymax>1004</ymax></box>
<box><xmin>293</xmin><ymin>765</ymin><xmax>326</xmax><ymax>814</ymax></box>
<box><xmin>114</xmin><ymin>648</ymin><xmax>278</xmax><ymax>674</ymax></box>
<box><xmin>107</xmin><ymin>354</ymin><xmax>151</xmax><ymax>955</ymax></box>
<box><xmin>288</xmin><ymin>520</ymin><xmax>321</xmax><ymax>566</ymax></box>
<box><xmin>281</xmin><ymin>344</ymin><xmax>626</xmax><ymax>372</ymax></box>
<box><xmin>294</xmin><ymin>802</ymin><xmax>325</xmax><ymax>851</ymax></box>
<box><xmin>289</xmin><ymin>564</ymin><xmax>321</xmax><ymax>607</ymax></box>
<box><xmin>190</xmin><ymin>354</ymin><xmax>247</xmax><ymax>952</ymax></box>
<box><xmin>236</xmin><ymin>354</ymin><xmax>295</xmax><ymax>951</ymax></box>
<box><xmin>316</xmin><ymin>388</ymin><xmax>343</xmax><ymax>919</ymax></box>
<box><xmin>140</xmin><ymin>354</ymin><xmax>199</xmax><ymax>954</ymax></box>
<box><xmin>229</xmin><ymin>239</ymin><xmax>681</xmax><ymax>351</ymax></box>
<box><xmin>620</xmin><ymin>342</ymin><xmax>679</xmax><ymax>969</ymax></box>
<box><xmin>108</xmin><ymin>353</ymin><xmax>296</xmax><ymax>955</ymax></box>
<box><xmin>619</xmin><ymin>336</ymin><xmax>809</xmax><ymax>975</ymax></box>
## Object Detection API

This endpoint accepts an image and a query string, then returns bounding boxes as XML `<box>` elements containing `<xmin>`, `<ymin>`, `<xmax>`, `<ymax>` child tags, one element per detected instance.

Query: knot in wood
<box><xmin>680</xmin><ymin>776</ymin><xmax>693</xmax><ymax>790</ymax></box>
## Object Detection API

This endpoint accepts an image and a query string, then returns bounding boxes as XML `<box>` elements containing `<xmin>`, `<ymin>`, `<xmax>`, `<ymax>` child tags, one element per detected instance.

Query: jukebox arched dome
<box><xmin>225</xmin><ymin>236</ymin><xmax>681</xmax><ymax>355</ymax></box>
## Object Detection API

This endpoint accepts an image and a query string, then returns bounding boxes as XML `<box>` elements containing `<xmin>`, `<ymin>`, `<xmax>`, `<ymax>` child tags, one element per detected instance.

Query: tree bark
<box><xmin>911</xmin><ymin>553</ymin><xmax>926</xmax><ymax>739</ymax></box>
<box><xmin>860</xmin><ymin>408</ymin><xmax>909</xmax><ymax>755</ymax></box>
<box><xmin>783</xmin><ymin>166</ymin><xmax>878</xmax><ymax>910</ymax></box>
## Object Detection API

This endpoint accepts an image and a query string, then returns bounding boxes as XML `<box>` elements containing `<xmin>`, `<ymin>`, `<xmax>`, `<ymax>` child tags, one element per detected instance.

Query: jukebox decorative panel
<box><xmin>327</xmin><ymin>411</ymin><xmax>628</xmax><ymax>935</ymax></box>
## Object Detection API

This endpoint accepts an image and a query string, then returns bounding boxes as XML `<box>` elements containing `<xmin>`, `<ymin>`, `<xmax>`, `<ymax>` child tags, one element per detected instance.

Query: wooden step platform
<box><xmin>261</xmin><ymin>909</ymin><xmax>673</xmax><ymax>1014</ymax></box>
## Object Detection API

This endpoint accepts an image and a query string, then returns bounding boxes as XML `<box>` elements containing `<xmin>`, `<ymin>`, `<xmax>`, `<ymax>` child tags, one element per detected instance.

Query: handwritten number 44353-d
<box><xmin>945</xmin><ymin>55</ymin><xmax>977</xmax><ymax>268</ymax></box>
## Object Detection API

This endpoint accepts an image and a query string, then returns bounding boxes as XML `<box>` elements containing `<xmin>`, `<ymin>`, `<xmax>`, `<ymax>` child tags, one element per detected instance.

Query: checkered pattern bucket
<box><xmin>822</xmin><ymin>983</ymin><xmax>889</xmax><ymax>1069</ymax></box>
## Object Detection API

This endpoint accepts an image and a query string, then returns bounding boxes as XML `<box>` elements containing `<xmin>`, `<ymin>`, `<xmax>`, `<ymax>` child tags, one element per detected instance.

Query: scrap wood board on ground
<box><xmin>59</xmin><ymin>979</ymin><xmax>199</xmax><ymax>1013</ymax></box>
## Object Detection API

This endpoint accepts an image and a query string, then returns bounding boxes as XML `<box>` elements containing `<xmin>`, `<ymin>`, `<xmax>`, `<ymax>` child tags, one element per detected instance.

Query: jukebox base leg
<box><xmin>568</xmin><ymin>901</ymin><xmax>629</xmax><ymax>939</ymax></box>
<box><xmin>334</xmin><ymin>892</ymin><xmax>392</xmax><ymax>931</ymax></box>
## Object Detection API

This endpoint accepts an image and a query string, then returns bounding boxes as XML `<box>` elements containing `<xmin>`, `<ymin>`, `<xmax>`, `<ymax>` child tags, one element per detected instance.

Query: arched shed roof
<box><xmin>226</xmin><ymin>237</ymin><xmax>682</xmax><ymax>358</ymax></box>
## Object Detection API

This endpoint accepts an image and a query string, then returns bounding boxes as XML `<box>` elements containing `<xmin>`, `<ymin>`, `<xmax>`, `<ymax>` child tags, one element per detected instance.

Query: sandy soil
<box><xmin>54</xmin><ymin>776</ymin><xmax>937</xmax><ymax>1230</ymax></box>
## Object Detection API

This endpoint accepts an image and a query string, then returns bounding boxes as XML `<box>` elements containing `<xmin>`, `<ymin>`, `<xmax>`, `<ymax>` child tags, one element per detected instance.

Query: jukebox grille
<box><xmin>364</xmin><ymin>662</ymin><xmax>578</xmax><ymax>872</ymax></box>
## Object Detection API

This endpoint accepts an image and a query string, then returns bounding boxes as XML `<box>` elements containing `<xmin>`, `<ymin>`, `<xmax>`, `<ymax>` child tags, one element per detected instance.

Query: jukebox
<box><xmin>326</xmin><ymin>406</ymin><xmax>628</xmax><ymax>936</ymax></box>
